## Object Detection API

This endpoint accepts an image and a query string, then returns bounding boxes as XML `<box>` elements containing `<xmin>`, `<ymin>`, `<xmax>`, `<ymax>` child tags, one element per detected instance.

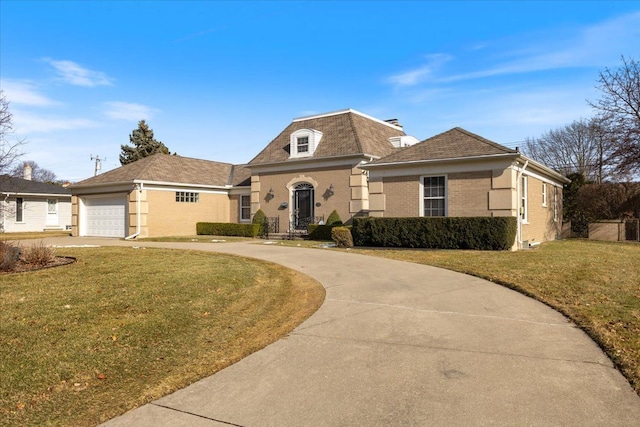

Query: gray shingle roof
<box><xmin>248</xmin><ymin>109</ymin><xmax>406</xmax><ymax>165</ymax></box>
<box><xmin>72</xmin><ymin>154</ymin><xmax>248</xmax><ymax>188</ymax></box>
<box><xmin>0</xmin><ymin>175</ymin><xmax>71</xmax><ymax>195</ymax></box>
<box><xmin>371</xmin><ymin>127</ymin><xmax>517</xmax><ymax>164</ymax></box>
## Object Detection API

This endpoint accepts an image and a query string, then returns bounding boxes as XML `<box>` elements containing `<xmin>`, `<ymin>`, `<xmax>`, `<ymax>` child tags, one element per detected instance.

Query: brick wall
<box><xmin>382</xmin><ymin>175</ymin><xmax>419</xmax><ymax>217</ymax></box>
<box><xmin>448</xmin><ymin>171</ymin><xmax>492</xmax><ymax>216</ymax></box>
<box><xmin>252</xmin><ymin>165</ymin><xmax>355</xmax><ymax>231</ymax></box>
<box><xmin>146</xmin><ymin>190</ymin><xmax>230</xmax><ymax>237</ymax></box>
<box><xmin>521</xmin><ymin>176</ymin><xmax>562</xmax><ymax>244</ymax></box>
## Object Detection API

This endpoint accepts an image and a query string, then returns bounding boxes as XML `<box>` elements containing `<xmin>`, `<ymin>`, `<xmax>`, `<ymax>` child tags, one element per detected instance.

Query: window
<box><xmin>175</xmin><ymin>192</ymin><xmax>199</xmax><ymax>203</ymax></box>
<box><xmin>289</xmin><ymin>129</ymin><xmax>322</xmax><ymax>158</ymax></box>
<box><xmin>240</xmin><ymin>195</ymin><xmax>251</xmax><ymax>221</ymax></box>
<box><xmin>48</xmin><ymin>199</ymin><xmax>58</xmax><ymax>214</ymax></box>
<box><xmin>542</xmin><ymin>183</ymin><xmax>547</xmax><ymax>206</ymax></box>
<box><xmin>297</xmin><ymin>136</ymin><xmax>309</xmax><ymax>153</ymax></box>
<box><xmin>520</xmin><ymin>176</ymin><xmax>528</xmax><ymax>222</ymax></box>
<box><xmin>423</xmin><ymin>176</ymin><xmax>446</xmax><ymax>217</ymax></box>
<box><xmin>16</xmin><ymin>197</ymin><xmax>23</xmax><ymax>222</ymax></box>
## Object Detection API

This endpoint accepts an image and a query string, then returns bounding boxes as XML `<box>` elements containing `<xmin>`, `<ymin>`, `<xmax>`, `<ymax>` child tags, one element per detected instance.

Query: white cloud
<box><xmin>103</xmin><ymin>101</ymin><xmax>158</xmax><ymax>121</ymax></box>
<box><xmin>389</xmin><ymin>11</ymin><xmax>640</xmax><ymax>87</ymax></box>
<box><xmin>44</xmin><ymin>59</ymin><xmax>114</xmax><ymax>87</ymax></box>
<box><xmin>387</xmin><ymin>54</ymin><xmax>452</xmax><ymax>87</ymax></box>
<box><xmin>0</xmin><ymin>79</ymin><xmax>60</xmax><ymax>107</ymax></box>
<box><xmin>12</xmin><ymin>109</ymin><xmax>100</xmax><ymax>133</ymax></box>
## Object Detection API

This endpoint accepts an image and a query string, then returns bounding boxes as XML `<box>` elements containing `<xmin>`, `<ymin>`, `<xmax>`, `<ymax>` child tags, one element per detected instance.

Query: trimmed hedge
<box><xmin>331</xmin><ymin>226</ymin><xmax>354</xmax><ymax>248</ymax></box>
<box><xmin>252</xmin><ymin>209</ymin><xmax>267</xmax><ymax>236</ymax></box>
<box><xmin>197</xmin><ymin>222</ymin><xmax>260</xmax><ymax>237</ymax></box>
<box><xmin>308</xmin><ymin>224</ymin><xmax>335</xmax><ymax>240</ymax></box>
<box><xmin>352</xmin><ymin>217</ymin><xmax>517</xmax><ymax>250</ymax></box>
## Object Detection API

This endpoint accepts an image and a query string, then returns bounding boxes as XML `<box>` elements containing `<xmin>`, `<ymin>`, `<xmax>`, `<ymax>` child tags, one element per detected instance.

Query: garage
<box><xmin>82</xmin><ymin>196</ymin><xmax>127</xmax><ymax>237</ymax></box>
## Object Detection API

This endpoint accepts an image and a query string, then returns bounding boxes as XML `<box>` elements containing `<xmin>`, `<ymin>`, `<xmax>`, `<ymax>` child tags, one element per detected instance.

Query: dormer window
<box><xmin>297</xmin><ymin>136</ymin><xmax>309</xmax><ymax>153</ymax></box>
<box><xmin>290</xmin><ymin>129</ymin><xmax>323</xmax><ymax>158</ymax></box>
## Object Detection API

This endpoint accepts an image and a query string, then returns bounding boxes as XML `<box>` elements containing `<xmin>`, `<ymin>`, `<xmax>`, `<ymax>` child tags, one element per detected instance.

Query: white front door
<box><xmin>46</xmin><ymin>199</ymin><xmax>58</xmax><ymax>226</ymax></box>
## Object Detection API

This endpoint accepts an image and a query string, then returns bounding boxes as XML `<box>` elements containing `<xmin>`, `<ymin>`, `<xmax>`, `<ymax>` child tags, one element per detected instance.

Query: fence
<box><xmin>587</xmin><ymin>219</ymin><xmax>640</xmax><ymax>242</ymax></box>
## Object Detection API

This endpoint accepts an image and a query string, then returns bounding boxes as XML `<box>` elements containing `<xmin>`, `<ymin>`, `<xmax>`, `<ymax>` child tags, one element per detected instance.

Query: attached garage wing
<box><xmin>82</xmin><ymin>196</ymin><xmax>127</xmax><ymax>238</ymax></box>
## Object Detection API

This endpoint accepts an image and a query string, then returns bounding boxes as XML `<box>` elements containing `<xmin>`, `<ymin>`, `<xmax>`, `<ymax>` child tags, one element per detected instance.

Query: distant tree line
<box><xmin>524</xmin><ymin>56</ymin><xmax>640</xmax><ymax>228</ymax></box>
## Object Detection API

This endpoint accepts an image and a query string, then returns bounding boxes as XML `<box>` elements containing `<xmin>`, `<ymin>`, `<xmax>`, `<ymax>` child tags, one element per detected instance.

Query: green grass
<box><xmin>1</xmin><ymin>231</ymin><xmax>71</xmax><ymax>240</ymax></box>
<box><xmin>353</xmin><ymin>239</ymin><xmax>640</xmax><ymax>395</ymax></box>
<box><xmin>0</xmin><ymin>247</ymin><xmax>325</xmax><ymax>426</ymax></box>
<box><xmin>139</xmin><ymin>235</ymin><xmax>253</xmax><ymax>243</ymax></box>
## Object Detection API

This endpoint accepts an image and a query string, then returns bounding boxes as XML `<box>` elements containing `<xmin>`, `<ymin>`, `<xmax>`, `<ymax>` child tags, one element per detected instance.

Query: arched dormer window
<box><xmin>290</xmin><ymin>128</ymin><xmax>323</xmax><ymax>158</ymax></box>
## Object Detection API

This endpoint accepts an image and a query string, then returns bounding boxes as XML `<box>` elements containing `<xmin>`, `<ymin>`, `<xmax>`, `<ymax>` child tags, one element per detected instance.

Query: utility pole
<box><xmin>90</xmin><ymin>155</ymin><xmax>104</xmax><ymax>176</ymax></box>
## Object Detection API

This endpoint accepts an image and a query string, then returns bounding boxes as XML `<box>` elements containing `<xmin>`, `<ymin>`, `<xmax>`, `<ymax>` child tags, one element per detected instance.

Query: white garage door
<box><xmin>83</xmin><ymin>197</ymin><xmax>127</xmax><ymax>237</ymax></box>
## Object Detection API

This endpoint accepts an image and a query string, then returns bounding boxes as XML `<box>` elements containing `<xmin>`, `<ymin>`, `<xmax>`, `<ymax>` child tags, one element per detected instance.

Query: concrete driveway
<box><xmin>45</xmin><ymin>237</ymin><xmax>640</xmax><ymax>426</ymax></box>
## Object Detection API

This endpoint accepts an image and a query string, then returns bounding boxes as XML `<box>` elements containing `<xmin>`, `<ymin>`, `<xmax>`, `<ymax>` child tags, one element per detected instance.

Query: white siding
<box><xmin>1</xmin><ymin>196</ymin><xmax>72</xmax><ymax>232</ymax></box>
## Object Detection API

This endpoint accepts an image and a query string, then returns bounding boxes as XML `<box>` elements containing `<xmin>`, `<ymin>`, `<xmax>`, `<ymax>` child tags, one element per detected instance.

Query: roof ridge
<box><xmin>452</xmin><ymin>127</ymin><xmax>516</xmax><ymax>153</ymax></box>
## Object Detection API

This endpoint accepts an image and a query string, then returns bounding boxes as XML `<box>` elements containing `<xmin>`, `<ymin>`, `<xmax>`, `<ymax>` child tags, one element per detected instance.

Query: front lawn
<box><xmin>354</xmin><ymin>239</ymin><xmax>640</xmax><ymax>395</ymax></box>
<box><xmin>0</xmin><ymin>247</ymin><xmax>325</xmax><ymax>426</ymax></box>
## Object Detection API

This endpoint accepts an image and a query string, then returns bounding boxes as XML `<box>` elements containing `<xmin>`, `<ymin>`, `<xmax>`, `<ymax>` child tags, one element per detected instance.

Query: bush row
<box><xmin>351</xmin><ymin>217</ymin><xmax>517</xmax><ymax>250</ymax></box>
<box><xmin>196</xmin><ymin>222</ymin><xmax>260</xmax><ymax>237</ymax></box>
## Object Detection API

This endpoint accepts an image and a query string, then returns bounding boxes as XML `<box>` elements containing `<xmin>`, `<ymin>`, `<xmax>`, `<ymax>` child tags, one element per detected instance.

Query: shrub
<box><xmin>331</xmin><ymin>227</ymin><xmax>354</xmax><ymax>248</ymax></box>
<box><xmin>308</xmin><ymin>224</ymin><xmax>334</xmax><ymax>240</ymax></box>
<box><xmin>352</xmin><ymin>217</ymin><xmax>517</xmax><ymax>250</ymax></box>
<box><xmin>22</xmin><ymin>240</ymin><xmax>56</xmax><ymax>266</ymax></box>
<box><xmin>197</xmin><ymin>222</ymin><xmax>260</xmax><ymax>237</ymax></box>
<box><xmin>0</xmin><ymin>240</ymin><xmax>21</xmax><ymax>271</ymax></box>
<box><xmin>326</xmin><ymin>210</ymin><xmax>343</xmax><ymax>226</ymax></box>
<box><xmin>252</xmin><ymin>209</ymin><xmax>267</xmax><ymax>236</ymax></box>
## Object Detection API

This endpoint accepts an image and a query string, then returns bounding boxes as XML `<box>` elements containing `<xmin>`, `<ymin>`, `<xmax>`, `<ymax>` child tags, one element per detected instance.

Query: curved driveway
<box><xmin>46</xmin><ymin>237</ymin><xmax>640</xmax><ymax>426</ymax></box>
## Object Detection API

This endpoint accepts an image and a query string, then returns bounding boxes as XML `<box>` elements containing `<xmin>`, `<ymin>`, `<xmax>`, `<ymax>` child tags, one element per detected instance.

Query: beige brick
<box><xmin>350</xmin><ymin>174</ymin><xmax>367</xmax><ymax>187</ymax></box>
<box><xmin>369</xmin><ymin>180</ymin><xmax>383</xmax><ymax>194</ymax></box>
<box><xmin>492</xmin><ymin>168</ymin><xmax>514</xmax><ymax>189</ymax></box>
<box><xmin>489</xmin><ymin>189</ymin><xmax>515</xmax><ymax>210</ymax></box>
<box><xmin>369</xmin><ymin>193</ymin><xmax>386</xmax><ymax>211</ymax></box>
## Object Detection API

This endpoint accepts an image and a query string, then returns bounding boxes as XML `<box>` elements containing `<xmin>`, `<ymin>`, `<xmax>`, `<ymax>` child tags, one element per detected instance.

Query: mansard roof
<box><xmin>248</xmin><ymin>109</ymin><xmax>406</xmax><ymax>165</ymax></box>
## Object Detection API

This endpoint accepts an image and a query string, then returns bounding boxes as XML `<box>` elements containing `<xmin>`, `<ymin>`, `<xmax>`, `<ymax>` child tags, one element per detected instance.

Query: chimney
<box><xmin>23</xmin><ymin>164</ymin><xmax>32</xmax><ymax>181</ymax></box>
<box><xmin>385</xmin><ymin>118</ymin><xmax>403</xmax><ymax>129</ymax></box>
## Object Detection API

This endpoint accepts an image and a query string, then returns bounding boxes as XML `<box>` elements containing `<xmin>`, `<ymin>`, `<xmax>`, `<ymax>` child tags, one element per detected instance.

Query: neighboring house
<box><xmin>361</xmin><ymin>127</ymin><xmax>570</xmax><ymax>249</ymax></box>
<box><xmin>70</xmin><ymin>155</ymin><xmax>250</xmax><ymax>238</ymax></box>
<box><xmin>69</xmin><ymin>108</ymin><xmax>569</xmax><ymax>249</ymax></box>
<box><xmin>0</xmin><ymin>167</ymin><xmax>72</xmax><ymax>232</ymax></box>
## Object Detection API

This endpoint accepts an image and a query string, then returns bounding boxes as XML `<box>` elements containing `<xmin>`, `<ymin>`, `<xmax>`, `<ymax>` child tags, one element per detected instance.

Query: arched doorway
<box><xmin>293</xmin><ymin>183</ymin><xmax>314</xmax><ymax>230</ymax></box>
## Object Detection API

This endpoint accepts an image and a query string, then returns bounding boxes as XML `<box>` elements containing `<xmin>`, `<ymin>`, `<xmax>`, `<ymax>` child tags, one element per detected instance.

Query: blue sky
<box><xmin>1</xmin><ymin>1</ymin><xmax>639</xmax><ymax>181</ymax></box>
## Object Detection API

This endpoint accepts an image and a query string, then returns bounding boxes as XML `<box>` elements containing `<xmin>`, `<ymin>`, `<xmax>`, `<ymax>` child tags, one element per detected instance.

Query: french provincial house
<box><xmin>70</xmin><ymin>108</ymin><xmax>569</xmax><ymax>249</ymax></box>
<box><xmin>0</xmin><ymin>167</ymin><xmax>72</xmax><ymax>232</ymax></box>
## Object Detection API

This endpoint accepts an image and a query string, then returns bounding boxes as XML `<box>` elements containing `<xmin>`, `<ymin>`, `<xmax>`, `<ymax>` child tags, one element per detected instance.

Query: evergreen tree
<box><xmin>119</xmin><ymin>120</ymin><xmax>170</xmax><ymax>165</ymax></box>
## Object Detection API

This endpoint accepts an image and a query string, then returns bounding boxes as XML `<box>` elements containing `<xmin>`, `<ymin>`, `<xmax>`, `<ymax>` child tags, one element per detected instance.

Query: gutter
<box><xmin>125</xmin><ymin>183</ymin><xmax>143</xmax><ymax>240</ymax></box>
<box><xmin>516</xmin><ymin>160</ymin><xmax>529</xmax><ymax>250</ymax></box>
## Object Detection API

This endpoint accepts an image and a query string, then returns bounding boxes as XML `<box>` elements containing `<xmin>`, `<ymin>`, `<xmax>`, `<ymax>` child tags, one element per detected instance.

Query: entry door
<box><xmin>46</xmin><ymin>199</ymin><xmax>58</xmax><ymax>226</ymax></box>
<box><xmin>293</xmin><ymin>183</ymin><xmax>314</xmax><ymax>229</ymax></box>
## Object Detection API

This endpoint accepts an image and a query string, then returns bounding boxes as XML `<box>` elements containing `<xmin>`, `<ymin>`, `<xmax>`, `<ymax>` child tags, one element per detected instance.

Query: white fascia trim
<box><xmin>516</xmin><ymin>156</ymin><xmax>570</xmax><ymax>184</ymax></box>
<box><xmin>362</xmin><ymin>153</ymin><xmax>519</xmax><ymax>169</ymax></box>
<box><xmin>1</xmin><ymin>192</ymin><xmax>71</xmax><ymax>198</ymax></box>
<box><xmin>133</xmin><ymin>180</ymin><xmax>229</xmax><ymax>190</ymax></box>
<box><xmin>293</xmin><ymin>108</ymin><xmax>403</xmax><ymax>131</ymax></box>
<box><xmin>248</xmin><ymin>154</ymin><xmax>374</xmax><ymax>174</ymax></box>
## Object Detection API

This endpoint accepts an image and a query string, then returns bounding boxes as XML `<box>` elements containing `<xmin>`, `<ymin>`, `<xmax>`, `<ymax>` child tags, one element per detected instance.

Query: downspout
<box><xmin>516</xmin><ymin>160</ymin><xmax>529</xmax><ymax>249</ymax></box>
<box><xmin>125</xmin><ymin>183</ymin><xmax>142</xmax><ymax>240</ymax></box>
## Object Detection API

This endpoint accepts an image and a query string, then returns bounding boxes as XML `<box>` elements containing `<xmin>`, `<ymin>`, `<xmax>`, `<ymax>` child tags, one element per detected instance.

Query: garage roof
<box><xmin>71</xmin><ymin>154</ymin><xmax>250</xmax><ymax>188</ymax></box>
